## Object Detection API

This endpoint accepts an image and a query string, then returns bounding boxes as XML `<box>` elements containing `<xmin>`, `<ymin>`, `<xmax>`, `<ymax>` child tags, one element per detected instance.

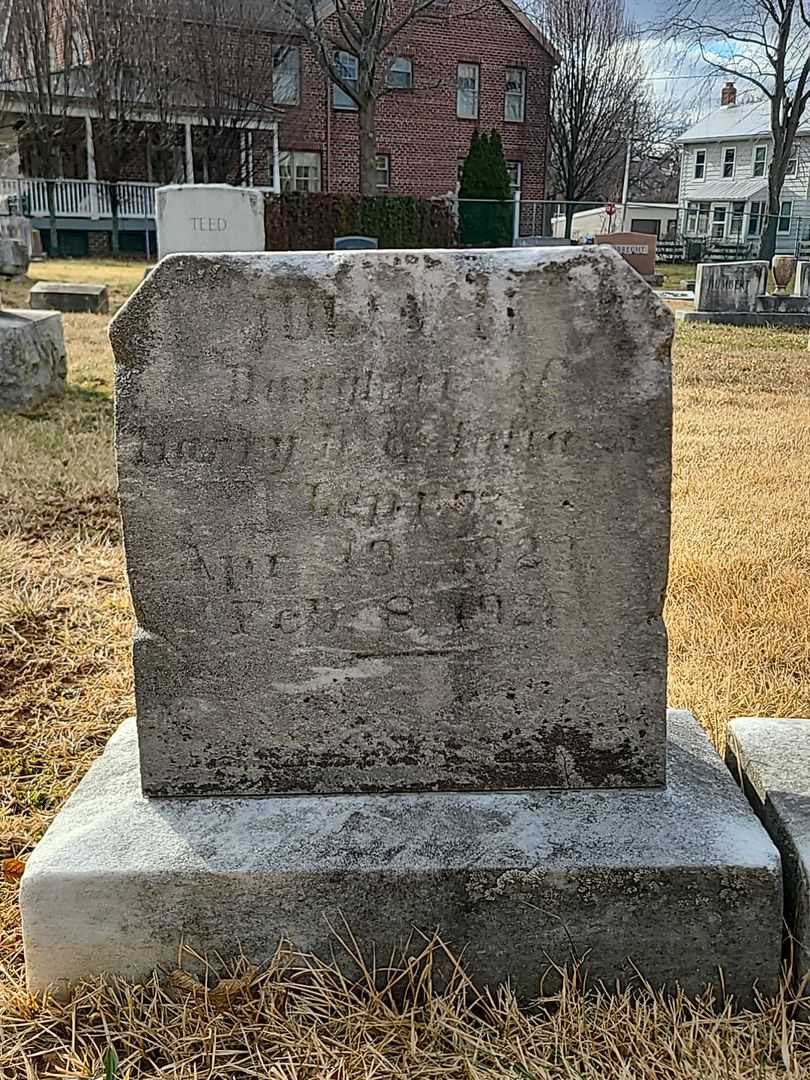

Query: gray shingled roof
<box><xmin>678</xmin><ymin>99</ymin><xmax>810</xmax><ymax>143</ymax></box>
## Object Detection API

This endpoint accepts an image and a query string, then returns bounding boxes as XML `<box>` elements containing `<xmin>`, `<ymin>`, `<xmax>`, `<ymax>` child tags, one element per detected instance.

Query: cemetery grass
<box><xmin>2</xmin><ymin>262</ymin><xmax>810</xmax><ymax>1074</ymax></box>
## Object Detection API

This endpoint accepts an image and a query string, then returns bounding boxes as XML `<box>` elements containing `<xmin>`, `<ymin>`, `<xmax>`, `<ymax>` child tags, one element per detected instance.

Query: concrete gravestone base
<box><xmin>727</xmin><ymin>718</ymin><xmax>810</xmax><ymax>985</ymax></box>
<box><xmin>0</xmin><ymin>309</ymin><xmax>66</xmax><ymax>411</ymax></box>
<box><xmin>22</xmin><ymin>710</ymin><xmax>781</xmax><ymax>1000</ymax></box>
<box><xmin>30</xmin><ymin>282</ymin><xmax>109</xmax><ymax>314</ymax></box>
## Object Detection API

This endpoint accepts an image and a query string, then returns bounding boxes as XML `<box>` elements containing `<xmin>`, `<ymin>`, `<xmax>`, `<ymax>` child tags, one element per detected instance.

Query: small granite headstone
<box><xmin>30</xmin><ymin>282</ymin><xmax>109</xmax><ymax>314</ymax></box>
<box><xmin>156</xmin><ymin>184</ymin><xmax>265</xmax><ymax>260</ymax></box>
<box><xmin>111</xmin><ymin>247</ymin><xmax>673</xmax><ymax>798</ymax></box>
<box><xmin>694</xmin><ymin>261</ymin><xmax>768</xmax><ymax>313</ymax></box>
<box><xmin>595</xmin><ymin>231</ymin><xmax>656</xmax><ymax>279</ymax></box>
<box><xmin>334</xmin><ymin>236</ymin><xmax>379</xmax><ymax>250</ymax></box>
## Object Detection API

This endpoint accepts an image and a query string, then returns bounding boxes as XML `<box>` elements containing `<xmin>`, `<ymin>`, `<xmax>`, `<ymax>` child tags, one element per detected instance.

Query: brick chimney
<box><xmin>721</xmin><ymin>82</ymin><xmax>737</xmax><ymax>106</ymax></box>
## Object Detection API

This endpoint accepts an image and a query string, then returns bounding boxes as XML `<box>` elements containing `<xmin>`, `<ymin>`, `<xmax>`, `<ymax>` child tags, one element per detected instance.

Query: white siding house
<box><xmin>678</xmin><ymin>87</ymin><xmax>810</xmax><ymax>255</ymax></box>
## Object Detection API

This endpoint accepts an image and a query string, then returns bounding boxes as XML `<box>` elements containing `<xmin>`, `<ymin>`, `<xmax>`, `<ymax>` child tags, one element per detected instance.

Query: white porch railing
<box><xmin>0</xmin><ymin>178</ymin><xmax>157</xmax><ymax>219</ymax></box>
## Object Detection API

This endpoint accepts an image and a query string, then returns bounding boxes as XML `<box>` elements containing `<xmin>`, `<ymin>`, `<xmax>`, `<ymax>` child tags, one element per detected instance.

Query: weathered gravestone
<box><xmin>156</xmin><ymin>184</ymin><xmax>265</xmax><ymax>259</ymax></box>
<box><xmin>684</xmin><ymin>261</ymin><xmax>768</xmax><ymax>322</ymax></box>
<box><xmin>0</xmin><ymin>307</ymin><xmax>66</xmax><ymax>411</ymax></box>
<box><xmin>595</xmin><ymin>231</ymin><xmax>657</xmax><ymax>280</ymax></box>
<box><xmin>20</xmin><ymin>248</ymin><xmax>782</xmax><ymax>999</ymax></box>
<box><xmin>30</xmin><ymin>282</ymin><xmax>109</xmax><ymax>314</ymax></box>
<box><xmin>793</xmin><ymin>261</ymin><xmax>810</xmax><ymax>298</ymax></box>
<box><xmin>115</xmin><ymin>249</ymin><xmax>673</xmax><ymax>797</ymax></box>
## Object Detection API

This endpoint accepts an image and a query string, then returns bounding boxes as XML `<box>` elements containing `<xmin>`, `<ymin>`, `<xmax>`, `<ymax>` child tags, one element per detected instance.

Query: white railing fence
<box><xmin>0</xmin><ymin>177</ymin><xmax>157</xmax><ymax>220</ymax></box>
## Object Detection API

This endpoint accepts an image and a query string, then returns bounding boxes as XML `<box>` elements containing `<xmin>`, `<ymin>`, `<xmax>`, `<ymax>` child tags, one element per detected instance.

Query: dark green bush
<box><xmin>264</xmin><ymin>193</ymin><xmax>456</xmax><ymax>250</ymax></box>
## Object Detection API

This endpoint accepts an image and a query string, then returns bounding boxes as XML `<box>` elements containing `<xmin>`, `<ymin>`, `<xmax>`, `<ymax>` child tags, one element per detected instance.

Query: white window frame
<box><xmin>778</xmin><ymin>199</ymin><xmax>793</xmax><ymax>233</ymax></box>
<box><xmin>753</xmin><ymin>144</ymin><xmax>767</xmax><ymax>178</ymax></box>
<box><xmin>686</xmin><ymin>200</ymin><xmax>710</xmax><ymax>235</ymax></box>
<box><xmin>748</xmin><ymin>200</ymin><xmax>765</xmax><ymax>236</ymax></box>
<box><xmin>721</xmin><ymin>145</ymin><xmax>736</xmax><ymax>179</ymax></box>
<box><xmin>386</xmin><ymin>56</ymin><xmax>413</xmax><ymax>89</ymax></box>
<box><xmin>693</xmin><ymin>147</ymin><xmax>706</xmax><ymax>181</ymax></box>
<box><xmin>506</xmin><ymin>160</ymin><xmax>522</xmax><ymax>193</ymax></box>
<box><xmin>272</xmin><ymin>45</ymin><xmax>300</xmax><ymax>105</ymax></box>
<box><xmin>711</xmin><ymin>204</ymin><xmax>727</xmax><ymax>238</ymax></box>
<box><xmin>278</xmin><ymin>150</ymin><xmax>322</xmax><ymax>193</ymax></box>
<box><xmin>785</xmin><ymin>148</ymin><xmax>799</xmax><ymax>178</ymax></box>
<box><xmin>375</xmin><ymin>152</ymin><xmax>391</xmax><ymax>189</ymax></box>
<box><xmin>504</xmin><ymin>67</ymin><xmax>526</xmax><ymax>122</ymax></box>
<box><xmin>728</xmin><ymin>200</ymin><xmax>745</xmax><ymax>237</ymax></box>
<box><xmin>333</xmin><ymin>51</ymin><xmax>358</xmax><ymax>110</ymax></box>
<box><xmin>456</xmin><ymin>62</ymin><xmax>480</xmax><ymax>119</ymax></box>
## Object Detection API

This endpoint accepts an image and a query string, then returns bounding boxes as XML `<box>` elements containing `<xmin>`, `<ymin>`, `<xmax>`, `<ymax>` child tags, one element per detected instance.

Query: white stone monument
<box><xmin>156</xmin><ymin>184</ymin><xmax>265</xmax><ymax>260</ymax></box>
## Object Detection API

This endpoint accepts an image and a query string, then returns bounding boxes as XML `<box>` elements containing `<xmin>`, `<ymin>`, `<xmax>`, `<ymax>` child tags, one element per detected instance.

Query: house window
<box><xmin>457</xmin><ymin>63</ymin><xmax>479</xmax><ymax>119</ymax></box>
<box><xmin>778</xmin><ymin>200</ymin><xmax>793</xmax><ymax>233</ymax></box>
<box><xmin>686</xmin><ymin>200</ymin><xmax>710</xmax><ymax>234</ymax></box>
<box><xmin>722</xmin><ymin>146</ymin><xmax>736</xmax><ymax>179</ymax></box>
<box><xmin>504</xmin><ymin>67</ymin><xmax>526</xmax><ymax>122</ymax></box>
<box><xmin>506</xmin><ymin>160</ymin><xmax>522</xmax><ymax>193</ymax></box>
<box><xmin>278</xmin><ymin>150</ymin><xmax>321</xmax><ymax>192</ymax></box>
<box><xmin>785</xmin><ymin>149</ymin><xmax>799</xmax><ymax>177</ymax></box>
<box><xmin>711</xmin><ymin>205</ymin><xmax>727</xmax><ymax>238</ymax></box>
<box><xmin>375</xmin><ymin>153</ymin><xmax>390</xmax><ymax>188</ymax></box>
<box><xmin>333</xmin><ymin>51</ymin><xmax>358</xmax><ymax>110</ymax></box>
<box><xmin>272</xmin><ymin>45</ymin><xmax>300</xmax><ymax>105</ymax></box>
<box><xmin>386</xmin><ymin>56</ymin><xmax>412</xmax><ymax>89</ymax></box>
<box><xmin>753</xmin><ymin>145</ymin><xmax>767</xmax><ymax>177</ymax></box>
<box><xmin>693</xmin><ymin>148</ymin><xmax>706</xmax><ymax>180</ymax></box>
<box><xmin>748</xmin><ymin>200</ymin><xmax>764</xmax><ymax>236</ymax></box>
<box><xmin>729</xmin><ymin>201</ymin><xmax>745</xmax><ymax>236</ymax></box>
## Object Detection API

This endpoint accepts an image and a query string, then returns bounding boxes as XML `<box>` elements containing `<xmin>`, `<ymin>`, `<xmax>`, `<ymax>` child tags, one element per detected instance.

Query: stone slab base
<box><xmin>22</xmin><ymin>711</ymin><xmax>782</xmax><ymax>1002</ymax></box>
<box><xmin>727</xmin><ymin>718</ymin><xmax>810</xmax><ymax>982</ymax></box>
<box><xmin>0</xmin><ymin>309</ymin><xmax>66</xmax><ymax>411</ymax></box>
<box><xmin>683</xmin><ymin>310</ymin><xmax>810</xmax><ymax>327</ymax></box>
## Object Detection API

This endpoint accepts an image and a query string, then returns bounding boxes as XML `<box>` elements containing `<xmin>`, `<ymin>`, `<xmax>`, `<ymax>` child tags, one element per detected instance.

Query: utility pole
<box><xmin>620</xmin><ymin>105</ymin><xmax>636</xmax><ymax>230</ymax></box>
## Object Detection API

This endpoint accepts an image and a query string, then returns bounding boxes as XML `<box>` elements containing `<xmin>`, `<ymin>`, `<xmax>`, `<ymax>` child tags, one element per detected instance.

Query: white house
<box><xmin>551</xmin><ymin>203</ymin><xmax>678</xmax><ymax>241</ymax></box>
<box><xmin>677</xmin><ymin>82</ymin><xmax>810</xmax><ymax>255</ymax></box>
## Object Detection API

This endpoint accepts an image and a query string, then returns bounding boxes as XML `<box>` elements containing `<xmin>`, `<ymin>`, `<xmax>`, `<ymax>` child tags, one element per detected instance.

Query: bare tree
<box><xmin>666</xmin><ymin>0</ymin><xmax>810</xmax><ymax>259</ymax></box>
<box><xmin>178</xmin><ymin>0</ymin><xmax>275</xmax><ymax>184</ymax></box>
<box><xmin>3</xmin><ymin>0</ymin><xmax>76</xmax><ymax>252</ymax></box>
<box><xmin>71</xmin><ymin>0</ymin><xmax>153</xmax><ymax>252</ymax></box>
<box><xmin>275</xmin><ymin>0</ymin><xmax>440</xmax><ymax>195</ymax></box>
<box><xmin>532</xmin><ymin>0</ymin><xmax>648</xmax><ymax>236</ymax></box>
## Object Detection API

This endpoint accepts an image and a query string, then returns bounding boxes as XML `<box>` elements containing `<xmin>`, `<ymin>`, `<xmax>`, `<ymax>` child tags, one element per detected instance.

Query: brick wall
<box><xmin>275</xmin><ymin>0</ymin><xmax>554</xmax><ymax>199</ymax></box>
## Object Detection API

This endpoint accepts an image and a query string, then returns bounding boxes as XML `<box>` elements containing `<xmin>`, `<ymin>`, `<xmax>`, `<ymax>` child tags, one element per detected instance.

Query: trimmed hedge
<box><xmin>264</xmin><ymin>192</ymin><xmax>457</xmax><ymax>250</ymax></box>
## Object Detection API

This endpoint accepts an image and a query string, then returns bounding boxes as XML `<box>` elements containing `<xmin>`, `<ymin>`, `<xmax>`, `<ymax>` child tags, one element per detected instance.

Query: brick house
<box><xmin>0</xmin><ymin>0</ymin><xmax>555</xmax><ymax>252</ymax></box>
<box><xmin>271</xmin><ymin>0</ymin><xmax>557</xmax><ymax>200</ymax></box>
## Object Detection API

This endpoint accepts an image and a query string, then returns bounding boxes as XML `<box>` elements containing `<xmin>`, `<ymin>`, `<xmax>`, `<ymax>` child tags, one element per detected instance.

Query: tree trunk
<box><xmin>758</xmin><ymin>180</ymin><xmax>781</xmax><ymax>261</ymax></box>
<box><xmin>564</xmin><ymin>200</ymin><xmax>576</xmax><ymax>239</ymax></box>
<box><xmin>358</xmin><ymin>99</ymin><xmax>377</xmax><ymax>197</ymax></box>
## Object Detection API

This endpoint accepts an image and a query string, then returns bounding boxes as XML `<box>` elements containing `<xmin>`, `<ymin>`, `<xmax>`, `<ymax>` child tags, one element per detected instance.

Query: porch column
<box><xmin>184</xmin><ymin>122</ymin><xmax>195</xmax><ymax>184</ymax></box>
<box><xmin>85</xmin><ymin>115</ymin><xmax>99</xmax><ymax>220</ymax></box>
<box><xmin>272</xmin><ymin>123</ymin><xmax>281</xmax><ymax>193</ymax></box>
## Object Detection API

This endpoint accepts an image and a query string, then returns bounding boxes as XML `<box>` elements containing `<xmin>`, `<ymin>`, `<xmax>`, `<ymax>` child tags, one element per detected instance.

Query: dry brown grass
<box><xmin>1</xmin><ymin>262</ymin><xmax>810</xmax><ymax>1076</ymax></box>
